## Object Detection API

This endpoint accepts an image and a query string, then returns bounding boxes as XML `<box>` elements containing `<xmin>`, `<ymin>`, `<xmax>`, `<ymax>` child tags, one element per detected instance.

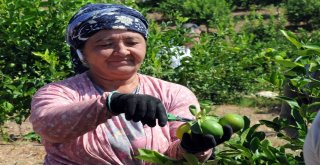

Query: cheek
<box><xmin>87</xmin><ymin>49</ymin><xmax>111</xmax><ymax>59</ymax></box>
<box><xmin>134</xmin><ymin>47</ymin><xmax>147</xmax><ymax>63</ymax></box>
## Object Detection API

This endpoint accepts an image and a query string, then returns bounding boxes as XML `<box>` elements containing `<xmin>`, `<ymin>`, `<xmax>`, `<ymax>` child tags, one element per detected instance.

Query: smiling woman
<box><xmin>29</xmin><ymin>3</ymin><xmax>232</xmax><ymax>165</ymax></box>
<box><xmin>83</xmin><ymin>30</ymin><xmax>147</xmax><ymax>82</ymax></box>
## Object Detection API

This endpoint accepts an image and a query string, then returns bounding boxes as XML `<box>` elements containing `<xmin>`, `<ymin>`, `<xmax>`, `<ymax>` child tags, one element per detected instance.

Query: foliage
<box><xmin>136</xmin><ymin>148</ymin><xmax>217</xmax><ymax>165</ymax></box>
<box><xmin>136</xmin><ymin>100</ymin><xmax>305</xmax><ymax>164</ymax></box>
<box><xmin>0</xmin><ymin>1</ymin><xmax>320</xmax><ymax>165</ymax></box>
<box><xmin>0</xmin><ymin>0</ymin><xmax>82</xmax><ymax>127</ymax></box>
<box><xmin>258</xmin><ymin>30</ymin><xmax>320</xmax><ymax>164</ymax></box>
<box><xmin>226</xmin><ymin>0</ymin><xmax>284</xmax><ymax>9</ymax></box>
<box><xmin>216</xmin><ymin>116</ymin><xmax>304</xmax><ymax>164</ymax></box>
<box><xmin>264</xmin><ymin>30</ymin><xmax>320</xmax><ymax>132</ymax></box>
<box><xmin>22</xmin><ymin>131</ymin><xmax>41</xmax><ymax>143</ymax></box>
<box><xmin>241</xmin><ymin>8</ymin><xmax>286</xmax><ymax>43</ymax></box>
<box><xmin>137</xmin><ymin>29</ymin><xmax>320</xmax><ymax>165</ymax></box>
<box><xmin>155</xmin><ymin>0</ymin><xmax>232</xmax><ymax>29</ymax></box>
<box><xmin>0</xmin><ymin>0</ymin><xmax>149</xmax><ymax>132</ymax></box>
<box><xmin>285</xmin><ymin>0</ymin><xmax>320</xmax><ymax>28</ymax></box>
<box><xmin>142</xmin><ymin>20</ymin><xmax>278</xmax><ymax>104</ymax></box>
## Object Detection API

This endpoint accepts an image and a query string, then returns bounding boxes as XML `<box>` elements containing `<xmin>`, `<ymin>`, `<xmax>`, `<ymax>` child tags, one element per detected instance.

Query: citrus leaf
<box><xmin>135</xmin><ymin>149</ymin><xmax>179</xmax><ymax>164</ymax></box>
<box><xmin>276</xmin><ymin>96</ymin><xmax>300</xmax><ymax>110</ymax></box>
<box><xmin>189</xmin><ymin>105</ymin><xmax>198</xmax><ymax>116</ymax></box>
<box><xmin>190</xmin><ymin>121</ymin><xmax>202</xmax><ymax>134</ymax></box>
<box><xmin>280</xmin><ymin>30</ymin><xmax>302</xmax><ymax>49</ymax></box>
<box><xmin>302</xmin><ymin>44</ymin><xmax>320</xmax><ymax>53</ymax></box>
<box><xmin>306</xmin><ymin>102</ymin><xmax>320</xmax><ymax>112</ymax></box>
<box><xmin>249</xmin><ymin>137</ymin><xmax>260</xmax><ymax>152</ymax></box>
<box><xmin>182</xmin><ymin>153</ymin><xmax>200</xmax><ymax>165</ymax></box>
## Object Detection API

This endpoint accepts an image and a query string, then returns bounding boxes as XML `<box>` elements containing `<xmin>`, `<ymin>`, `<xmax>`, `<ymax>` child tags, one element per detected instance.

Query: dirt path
<box><xmin>0</xmin><ymin>122</ymin><xmax>45</xmax><ymax>165</ymax></box>
<box><xmin>0</xmin><ymin>104</ymin><xmax>283</xmax><ymax>164</ymax></box>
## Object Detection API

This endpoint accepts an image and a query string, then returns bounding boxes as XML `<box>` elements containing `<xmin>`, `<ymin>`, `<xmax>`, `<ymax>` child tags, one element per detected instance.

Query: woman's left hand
<box><xmin>180</xmin><ymin>125</ymin><xmax>233</xmax><ymax>154</ymax></box>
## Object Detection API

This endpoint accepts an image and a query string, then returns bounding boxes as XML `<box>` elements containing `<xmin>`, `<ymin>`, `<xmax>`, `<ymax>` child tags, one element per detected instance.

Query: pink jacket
<box><xmin>30</xmin><ymin>72</ymin><xmax>211</xmax><ymax>164</ymax></box>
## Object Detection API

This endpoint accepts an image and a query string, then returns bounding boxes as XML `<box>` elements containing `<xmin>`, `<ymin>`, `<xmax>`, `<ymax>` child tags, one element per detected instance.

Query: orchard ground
<box><xmin>0</xmin><ymin>104</ymin><xmax>291</xmax><ymax>165</ymax></box>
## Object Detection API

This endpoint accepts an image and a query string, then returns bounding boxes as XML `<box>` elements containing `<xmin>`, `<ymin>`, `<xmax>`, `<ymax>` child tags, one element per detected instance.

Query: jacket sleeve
<box><xmin>30</xmin><ymin>83</ymin><xmax>113</xmax><ymax>143</ymax></box>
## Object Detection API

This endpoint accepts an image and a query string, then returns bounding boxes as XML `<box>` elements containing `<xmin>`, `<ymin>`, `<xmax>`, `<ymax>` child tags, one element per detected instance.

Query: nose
<box><xmin>114</xmin><ymin>42</ymin><xmax>129</xmax><ymax>57</ymax></box>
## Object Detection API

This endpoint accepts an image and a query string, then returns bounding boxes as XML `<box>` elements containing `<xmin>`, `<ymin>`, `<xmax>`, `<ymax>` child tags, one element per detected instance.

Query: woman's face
<box><xmin>82</xmin><ymin>29</ymin><xmax>146</xmax><ymax>80</ymax></box>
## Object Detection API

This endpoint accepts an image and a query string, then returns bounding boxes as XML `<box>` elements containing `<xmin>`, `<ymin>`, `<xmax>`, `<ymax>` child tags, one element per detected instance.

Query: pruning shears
<box><xmin>167</xmin><ymin>113</ymin><xmax>194</xmax><ymax>122</ymax></box>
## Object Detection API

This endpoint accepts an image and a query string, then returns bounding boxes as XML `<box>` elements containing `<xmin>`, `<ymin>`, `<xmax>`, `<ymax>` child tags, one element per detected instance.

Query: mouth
<box><xmin>109</xmin><ymin>58</ymin><xmax>134</xmax><ymax>65</ymax></box>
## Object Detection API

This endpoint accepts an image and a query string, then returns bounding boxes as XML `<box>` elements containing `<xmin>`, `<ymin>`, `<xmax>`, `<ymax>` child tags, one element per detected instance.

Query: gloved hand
<box><xmin>108</xmin><ymin>92</ymin><xmax>168</xmax><ymax>127</ymax></box>
<box><xmin>181</xmin><ymin>125</ymin><xmax>233</xmax><ymax>154</ymax></box>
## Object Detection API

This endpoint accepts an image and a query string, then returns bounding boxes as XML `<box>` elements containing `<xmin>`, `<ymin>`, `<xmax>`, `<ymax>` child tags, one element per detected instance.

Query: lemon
<box><xmin>200</xmin><ymin>118</ymin><xmax>224</xmax><ymax>138</ymax></box>
<box><xmin>176</xmin><ymin>123</ymin><xmax>191</xmax><ymax>139</ymax></box>
<box><xmin>219</xmin><ymin>113</ymin><xmax>244</xmax><ymax>132</ymax></box>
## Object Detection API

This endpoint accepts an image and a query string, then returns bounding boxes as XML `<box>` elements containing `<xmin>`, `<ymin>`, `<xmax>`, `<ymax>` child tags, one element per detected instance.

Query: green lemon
<box><xmin>176</xmin><ymin>123</ymin><xmax>191</xmax><ymax>139</ymax></box>
<box><xmin>9</xmin><ymin>63</ymin><xmax>16</xmax><ymax>68</ymax></box>
<box><xmin>274</xmin><ymin>55</ymin><xmax>284</xmax><ymax>60</ymax></box>
<box><xmin>200</xmin><ymin>118</ymin><xmax>224</xmax><ymax>138</ymax></box>
<box><xmin>219</xmin><ymin>113</ymin><xmax>245</xmax><ymax>132</ymax></box>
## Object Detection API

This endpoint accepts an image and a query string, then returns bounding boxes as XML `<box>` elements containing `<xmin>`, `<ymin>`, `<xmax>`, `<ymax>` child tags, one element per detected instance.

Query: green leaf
<box><xmin>302</xmin><ymin>44</ymin><xmax>320</xmax><ymax>53</ymax></box>
<box><xmin>228</xmin><ymin>144</ymin><xmax>253</xmax><ymax>159</ymax></box>
<box><xmin>189</xmin><ymin>105</ymin><xmax>198</xmax><ymax>116</ymax></box>
<box><xmin>243</xmin><ymin>115</ymin><xmax>251</xmax><ymax>130</ymax></box>
<box><xmin>261</xmin><ymin>145</ymin><xmax>276</xmax><ymax>160</ymax></box>
<box><xmin>246</xmin><ymin>124</ymin><xmax>262</xmax><ymax>139</ymax></box>
<box><xmin>291</xmin><ymin>108</ymin><xmax>305</xmax><ymax>129</ymax></box>
<box><xmin>259</xmin><ymin>120</ymin><xmax>280</xmax><ymax>132</ymax></box>
<box><xmin>280</xmin><ymin>30</ymin><xmax>302</xmax><ymax>49</ymax></box>
<box><xmin>4</xmin><ymin>84</ymin><xmax>17</xmax><ymax>90</ymax></box>
<box><xmin>276</xmin><ymin>60</ymin><xmax>303</xmax><ymax>68</ymax></box>
<box><xmin>2</xmin><ymin>101</ymin><xmax>14</xmax><ymax>111</ymax></box>
<box><xmin>239</xmin><ymin>116</ymin><xmax>253</xmax><ymax>144</ymax></box>
<box><xmin>260</xmin><ymin>139</ymin><xmax>272</xmax><ymax>147</ymax></box>
<box><xmin>190</xmin><ymin>121</ymin><xmax>202</xmax><ymax>134</ymax></box>
<box><xmin>276</xmin><ymin>96</ymin><xmax>300</xmax><ymax>110</ymax></box>
<box><xmin>22</xmin><ymin>131</ymin><xmax>41</xmax><ymax>142</ymax></box>
<box><xmin>240</xmin><ymin>128</ymin><xmax>250</xmax><ymax>145</ymax></box>
<box><xmin>182</xmin><ymin>153</ymin><xmax>200</xmax><ymax>165</ymax></box>
<box><xmin>135</xmin><ymin>149</ymin><xmax>179</xmax><ymax>164</ymax></box>
<box><xmin>306</xmin><ymin>102</ymin><xmax>320</xmax><ymax>112</ymax></box>
<box><xmin>290</xmin><ymin>77</ymin><xmax>311</xmax><ymax>88</ymax></box>
<box><xmin>249</xmin><ymin>137</ymin><xmax>260</xmax><ymax>152</ymax></box>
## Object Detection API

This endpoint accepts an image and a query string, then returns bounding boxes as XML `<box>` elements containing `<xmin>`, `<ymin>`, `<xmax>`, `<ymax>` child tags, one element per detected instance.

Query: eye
<box><xmin>99</xmin><ymin>42</ymin><xmax>113</xmax><ymax>47</ymax></box>
<box><xmin>126</xmin><ymin>41</ymin><xmax>139</xmax><ymax>46</ymax></box>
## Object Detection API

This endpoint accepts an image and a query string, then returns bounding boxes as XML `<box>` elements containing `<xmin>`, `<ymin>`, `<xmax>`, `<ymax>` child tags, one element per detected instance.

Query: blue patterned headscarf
<box><xmin>66</xmin><ymin>3</ymin><xmax>148</xmax><ymax>49</ymax></box>
<box><xmin>66</xmin><ymin>3</ymin><xmax>149</xmax><ymax>74</ymax></box>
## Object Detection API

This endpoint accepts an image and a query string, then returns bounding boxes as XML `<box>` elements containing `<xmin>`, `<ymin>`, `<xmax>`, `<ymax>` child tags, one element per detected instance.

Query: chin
<box><xmin>111</xmin><ymin>68</ymin><xmax>137</xmax><ymax>75</ymax></box>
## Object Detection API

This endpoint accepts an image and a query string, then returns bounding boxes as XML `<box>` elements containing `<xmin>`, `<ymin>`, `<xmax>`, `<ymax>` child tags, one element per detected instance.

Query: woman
<box><xmin>304</xmin><ymin>112</ymin><xmax>320</xmax><ymax>165</ymax></box>
<box><xmin>30</xmin><ymin>3</ymin><xmax>232</xmax><ymax>164</ymax></box>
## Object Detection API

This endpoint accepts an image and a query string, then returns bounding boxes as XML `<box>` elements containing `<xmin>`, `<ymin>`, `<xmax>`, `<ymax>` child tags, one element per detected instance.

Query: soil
<box><xmin>0</xmin><ymin>104</ymin><xmax>285</xmax><ymax>165</ymax></box>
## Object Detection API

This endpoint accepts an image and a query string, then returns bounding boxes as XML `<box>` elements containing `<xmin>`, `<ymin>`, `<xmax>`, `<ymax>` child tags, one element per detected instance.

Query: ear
<box><xmin>76</xmin><ymin>49</ymin><xmax>89</xmax><ymax>67</ymax></box>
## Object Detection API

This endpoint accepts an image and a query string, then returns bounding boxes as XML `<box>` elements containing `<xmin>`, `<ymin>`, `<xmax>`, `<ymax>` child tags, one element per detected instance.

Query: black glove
<box><xmin>108</xmin><ymin>93</ymin><xmax>168</xmax><ymax>127</ymax></box>
<box><xmin>181</xmin><ymin>125</ymin><xmax>233</xmax><ymax>154</ymax></box>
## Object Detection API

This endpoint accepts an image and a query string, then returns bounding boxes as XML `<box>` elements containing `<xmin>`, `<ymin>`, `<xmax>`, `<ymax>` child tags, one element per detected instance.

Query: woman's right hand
<box><xmin>108</xmin><ymin>93</ymin><xmax>168</xmax><ymax>127</ymax></box>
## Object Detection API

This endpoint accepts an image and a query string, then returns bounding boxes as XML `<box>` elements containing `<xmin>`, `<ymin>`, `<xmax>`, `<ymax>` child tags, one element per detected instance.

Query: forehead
<box><xmin>89</xmin><ymin>29</ymin><xmax>145</xmax><ymax>41</ymax></box>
